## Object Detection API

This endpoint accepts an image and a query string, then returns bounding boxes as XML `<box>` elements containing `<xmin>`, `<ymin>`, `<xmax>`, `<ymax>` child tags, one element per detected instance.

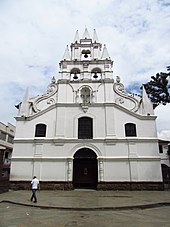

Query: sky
<box><xmin>0</xmin><ymin>0</ymin><xmax>170</xmax><ymax>140</ymax></box>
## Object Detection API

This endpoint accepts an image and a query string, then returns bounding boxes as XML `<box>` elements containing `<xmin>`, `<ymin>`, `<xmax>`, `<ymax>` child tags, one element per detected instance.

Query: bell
<box><xmin>93</xmin><ymin>72</ymin><xmax>98</xmax><ymax>79</ymax></box>
<box><xmin>73</xmin><ymin>73</ymin><xmax>78</xmax><ymax>79</ymax></box>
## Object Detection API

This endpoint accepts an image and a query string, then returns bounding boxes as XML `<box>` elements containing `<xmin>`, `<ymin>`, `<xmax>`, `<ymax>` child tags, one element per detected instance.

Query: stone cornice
<box><xmin>60</xmin><ymin>59</ymin><xmax>113</xmax><ymax>65</ymax></box>
<box><xmin>11</xmin><ymin>155</ymin><xmax>161</xmax><ymax>161</ymax></box>
<box><xmin>57</xmin><ymin>78</ymin><xmax>114</xmax><ymax>84</ymax></box>
<box><xmin>15</xmin><ymin>102</ymin><xmax>156</xmax><ymax>121</ymax></box>
<box><xmin>13</xmin><ymin>137</ymin><xmax>158</xmax><ymax>144</ymax></box>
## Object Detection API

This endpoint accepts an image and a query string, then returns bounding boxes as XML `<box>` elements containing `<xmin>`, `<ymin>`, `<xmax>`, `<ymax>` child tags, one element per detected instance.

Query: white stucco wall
<box><xmin>10</xmin><ymin>138</ymin><xmax>162</xmax><ymax>182</ymax></box>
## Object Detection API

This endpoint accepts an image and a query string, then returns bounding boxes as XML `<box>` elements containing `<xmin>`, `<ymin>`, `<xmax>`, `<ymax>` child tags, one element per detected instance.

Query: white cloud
<box><xmin>0</xmin><ymin>0</ymin><xmax>170</xmax><ymax>139</ymax></box>
<box><xmin>155</xmin><ymin>104</ymin><xmax>170</xmax><ymax>132</ymax></box>
<box><xmin>158</xmin><ymin>130</ymin><xmax>170</xmax><ymax>141</ymax></box>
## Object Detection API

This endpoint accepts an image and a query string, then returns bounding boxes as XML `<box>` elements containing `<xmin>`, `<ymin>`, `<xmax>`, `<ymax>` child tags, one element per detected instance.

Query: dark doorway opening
<box><xmin>161</xmin><ymin>164</ymin><xmax>170</xmax><ymax>183</ymax></box>
<box><xmin>73</xmin><ymin>148</ymin><xmax>98</xmax><ymax>189</ymax></box>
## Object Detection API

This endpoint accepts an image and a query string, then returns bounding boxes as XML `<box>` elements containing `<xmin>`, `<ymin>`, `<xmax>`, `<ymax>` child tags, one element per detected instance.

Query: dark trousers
<box><xmin>31</xmin><ymin>189</ymin><xmax>37</xmax><ymax>202</ymax></box>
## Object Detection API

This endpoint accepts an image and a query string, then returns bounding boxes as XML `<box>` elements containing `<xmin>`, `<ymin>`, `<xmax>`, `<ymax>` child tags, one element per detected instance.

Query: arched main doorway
<box><xmin>73</xmin><ymin>148</ymin><xmax>98</xmax><ymax>189</ymax></box>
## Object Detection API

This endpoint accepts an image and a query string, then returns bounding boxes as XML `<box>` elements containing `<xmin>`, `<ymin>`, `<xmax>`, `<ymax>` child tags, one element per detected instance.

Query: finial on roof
<box><xmin>20</xmin><ymin>87</ymin><xmax>29</xmax><ymax>117</ymax></box>
<box><xmin>93</xmin><ymin>29</ymin><xmax>99</xmax><ymax>43</ymax></box>
<box><xmin>73</xmin><ymin>30</ymin><xmax>80</xmax><ymax>43</ymax></box>
<box><xmin>82</xmin><ymin>27</ymin><xmax>90</xmax><ymax>39</ymax></box>
<box><xmin>62</xmin><ymin>45</ymin><xmax>71</xmax><ymax>60</ymax></box>
<box><xmin>116</xmin><ymin>76</ymin><xmax>121</xmax><ymax>83</ymax></box>
<box><xmin>51</xmin><ymin>76</ymin><xmax>56</xmax><ymax>84</ymax></box>
<box><xmin>141</xmin><ymin>85</ymin><xmax>154</xmax><ymax>115</ymax></box>
<box><xmin>101</xmin><ymin>44</ymin><xmax>110</xmax><ymax>59</ymax></box>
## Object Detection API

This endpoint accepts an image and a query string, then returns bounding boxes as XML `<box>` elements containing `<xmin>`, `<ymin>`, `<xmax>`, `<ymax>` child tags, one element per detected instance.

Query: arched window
<box><xmin>35</xmin><ymin>124</ymin><xmax>47</xmax><ymax>137</ymax></box>
<box><xmin>125</xmin><ymin>123</ymin><xmax>137</xmax><ymax>137</ymax></box>
<box><xmin>78</xmin><ymin>117</ymin><xmax>93</xmax><ymax>139</ymax></box>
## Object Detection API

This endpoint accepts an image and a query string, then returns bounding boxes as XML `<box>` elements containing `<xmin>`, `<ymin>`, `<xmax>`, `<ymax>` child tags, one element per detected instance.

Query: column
<box><xmin>67</xmin><ymin>158</ymin><xmax>73</xmax><ymax>182</ymax></box>
<box><xmin>98</xmin><ymin>158</ymin><xmax>104</xmax><ymax>181</ymax></box>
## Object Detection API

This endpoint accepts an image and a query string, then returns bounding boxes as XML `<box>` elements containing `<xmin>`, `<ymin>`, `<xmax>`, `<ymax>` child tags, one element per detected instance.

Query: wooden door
<box><xmin>73</xmin><ymin>149</ymin><xmax>98</xmax><ymax>189</ymax></box>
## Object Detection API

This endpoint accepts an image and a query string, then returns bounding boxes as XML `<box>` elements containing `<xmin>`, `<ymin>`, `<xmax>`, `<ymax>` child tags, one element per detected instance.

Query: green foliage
<box><xmin>143</xmin><ymin>66</ymin><xmax>170</xmax><ymax>109</ymax></box>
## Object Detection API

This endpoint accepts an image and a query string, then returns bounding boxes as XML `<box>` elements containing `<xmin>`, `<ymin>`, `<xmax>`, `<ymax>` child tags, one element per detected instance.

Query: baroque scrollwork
<box><xmin>115</xmin><ymin>97</ymin><xmax>124</xmax><ymax>105</ymax></box>
<box><xmin>30</xmin><ymin>83</ymin><xmax>58</xmax><ymax>113</ymax></box>
<box><xmin>113</xmin><ymin>82</ymin><xmax>139</xmax><ymax>112</ymax></box>
<box><xmin>47</xmin><ymin>98</ymin><xmax>55</xmax><ymax>105</ymax></box>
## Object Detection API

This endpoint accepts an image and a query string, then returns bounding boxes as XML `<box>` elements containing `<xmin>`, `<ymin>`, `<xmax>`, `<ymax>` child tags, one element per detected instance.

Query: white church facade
<box><xmin>10</xmin><ymin>29</ymin><xmax>163</xmax><ymax>190</ymax></box>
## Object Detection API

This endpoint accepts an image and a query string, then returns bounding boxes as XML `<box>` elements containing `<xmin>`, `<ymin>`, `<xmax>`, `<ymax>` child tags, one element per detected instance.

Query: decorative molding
<box><xmin>98</xmin><ymin>156</ymin><xmax>161</xmax><ymax>161</ymax></box>
<box><xmin>47</xmin><ymin>98</ymin><xmax>55</xmax><ymax>105</ymax></box>
<box><xmin>11</xmin><ymin>157</ymin><xmax>69</xmax><ymax>161</ymax></box>
<box><xmin>13</xmin><ymin>137</ymin><xmax>159</xmax><ymax>143</ymax></box>
<box><xmin>113</xmin><ymin>82</ymin><xmax>140</xmax><ymax>112</ymax></box>
<box><xmin>30</xmin><ymin>83</ymin><xmax>58</xmax><ymax>114</ymax></box>
<box><xmin>11</xmin><ymin>156</ymin><xmax>161</xmax><ymax>162</ymax></box>
<box><xmin>15</xmin><ymin>102</ymin><xmax>156</xmax><ymax>121</ymax></box>
<box><xmin>80</xmin><ymin>103</ymin><xmax>89</xmax><ymax>112</ymax></box>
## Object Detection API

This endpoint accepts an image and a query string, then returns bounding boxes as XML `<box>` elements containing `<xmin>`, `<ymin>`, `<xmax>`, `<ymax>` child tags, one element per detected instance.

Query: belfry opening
<box><xmin>73</xmin><ymin>148</ymin><xmax>98</xmax><ymax>189</ymax></box>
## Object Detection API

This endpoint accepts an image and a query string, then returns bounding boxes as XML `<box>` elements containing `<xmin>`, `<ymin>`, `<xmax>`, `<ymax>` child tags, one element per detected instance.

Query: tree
<box><xmin>143</xmin><ymin>66</ymin><xmax>170</xmax><ymax>109</ymax></box>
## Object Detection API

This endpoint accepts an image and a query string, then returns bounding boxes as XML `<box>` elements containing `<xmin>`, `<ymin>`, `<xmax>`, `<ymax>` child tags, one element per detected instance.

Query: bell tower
<box><xmin>59</xmin><ymin>28</ymin><xmax>113</xmax><ymax>81</ymax></box>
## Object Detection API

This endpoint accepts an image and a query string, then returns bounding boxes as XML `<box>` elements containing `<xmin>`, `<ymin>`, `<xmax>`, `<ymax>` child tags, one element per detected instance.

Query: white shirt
<box><xmin>31</xmin><ymin>178</ymin><xmax>39</xmax><ymax>189</ymax></box>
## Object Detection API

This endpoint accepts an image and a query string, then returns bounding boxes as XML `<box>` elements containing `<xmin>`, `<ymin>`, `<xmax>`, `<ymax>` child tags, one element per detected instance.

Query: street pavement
<box><xmin>0</xmin><ymin>189</ymin><xmax>170</xmax><ymax>226</ymax></box>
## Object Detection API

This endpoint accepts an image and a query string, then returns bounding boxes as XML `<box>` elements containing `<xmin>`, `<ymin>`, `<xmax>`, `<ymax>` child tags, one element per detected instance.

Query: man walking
<box><xmin>30</xmin><ymin>176</ymin><xmax>40</xmax><ymax>203</ymax></box>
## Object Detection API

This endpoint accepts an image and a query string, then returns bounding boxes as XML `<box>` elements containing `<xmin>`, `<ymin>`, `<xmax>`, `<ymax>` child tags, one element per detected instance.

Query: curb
<box><xmin>1</xmin><ymin>200</ymin><xmax>170</xmax><ymax>211</ymax></box>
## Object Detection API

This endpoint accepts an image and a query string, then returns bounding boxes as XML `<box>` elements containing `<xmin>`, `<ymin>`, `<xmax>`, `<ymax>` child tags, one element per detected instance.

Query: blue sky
<box><xmin>0</xmin><ymin>0</ymin><xmax>170</xmax><ymax>139</ymax></box>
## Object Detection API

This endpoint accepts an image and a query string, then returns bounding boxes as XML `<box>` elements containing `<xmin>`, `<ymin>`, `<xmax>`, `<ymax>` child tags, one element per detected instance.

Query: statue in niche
<box><xmin>80</xmin><ymin>87</ymin><xmax>91</xmax><ymax>103</ymax></box>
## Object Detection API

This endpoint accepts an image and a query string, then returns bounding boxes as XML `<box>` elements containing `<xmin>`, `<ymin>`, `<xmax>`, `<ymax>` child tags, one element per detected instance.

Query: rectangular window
<box><xmin>0</xmin><ymin>131</ymin><xmax>6</xmax><ymax>141</ymax></box>
<box><xmin>5</xmin><ymin>152</ymin><xmax>9</xmax><ymax>159</ymax></box>
<box><xmin>125</xmin><ymin>123</ymin><xmax>137</xmax><ymax>137</ymax></box>
<box><xmin>159</xmin><ymin>145</ymin><xmax>163</xmax><ymax>153</ymax></box>
<box><xmin>167</xmin><ymin>145</ymin><xmax>170</xmax><ymax>155</ymax></box>
<box><xmin>7</xmin><ymin>135</ymin><xmax>14</xmax><ymax>144</ymax></box>
<box><xmin>35</xmin><ymin>124</ymin><xmax>47</xmax><ymax>137</ymax></box>
<box><xmin>78</xmin><ymin>117</ymin><xmax>93</xmax><ymax>139</ymax></box>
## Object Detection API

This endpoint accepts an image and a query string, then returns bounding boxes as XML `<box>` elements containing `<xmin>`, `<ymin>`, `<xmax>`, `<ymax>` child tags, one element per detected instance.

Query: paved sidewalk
<box><xmin>0</xmin><ymin>189</ymin><xmax>170</xmax><ymax>210</ymax></box>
